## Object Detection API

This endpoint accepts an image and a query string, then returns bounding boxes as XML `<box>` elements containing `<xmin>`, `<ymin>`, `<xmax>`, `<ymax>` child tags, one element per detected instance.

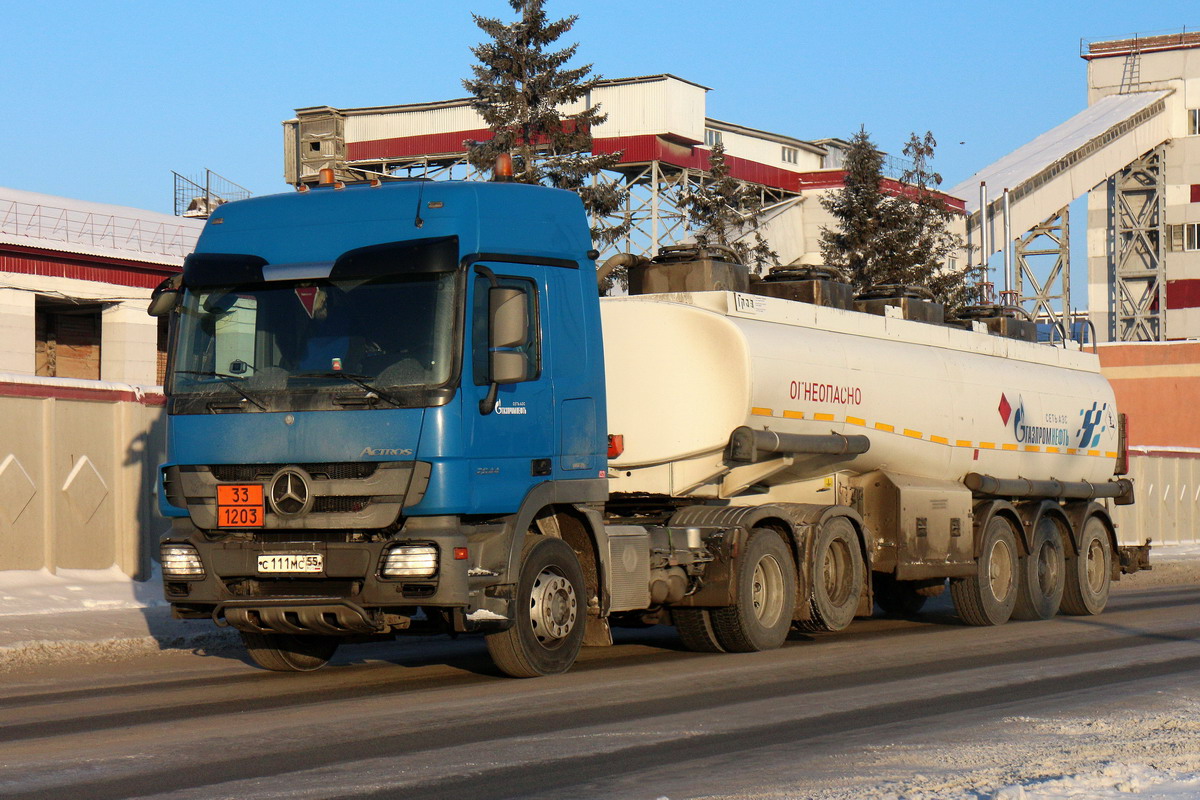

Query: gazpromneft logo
<box><xmin>495</xmin><ymin>399</ymin><xmax>527</xmax><ymax>415</ymax></box>
<box><xmin>1076</xmin><ymin>401</ymin><xmax>1110</xmax><ymax>449</ymax></box>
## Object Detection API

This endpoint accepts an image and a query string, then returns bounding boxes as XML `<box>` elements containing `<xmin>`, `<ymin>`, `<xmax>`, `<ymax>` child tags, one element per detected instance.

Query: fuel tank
<box><xmin>601</xmin><ymin>292</ymin><xmax>1119</xmax><ymax>496</ymax></box>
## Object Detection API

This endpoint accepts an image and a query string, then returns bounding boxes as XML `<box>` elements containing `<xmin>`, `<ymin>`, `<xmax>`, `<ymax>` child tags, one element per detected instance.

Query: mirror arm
<box><xmin>479</xmin><ymin>382</ymin><xmax>498</xmax><ymax>415</ymax></box>
<box><xmin>476</xmin><ymin>265</ymin><xmax>500</xmax><ymax>414</ymax></box>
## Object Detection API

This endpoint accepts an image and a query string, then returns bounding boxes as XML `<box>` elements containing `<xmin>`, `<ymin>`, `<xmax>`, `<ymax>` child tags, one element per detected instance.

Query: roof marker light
<box><xmin>318</xmin><ymin>168</ymin><xmax>335</xmax><ymax>185</ymax></box>
<box><xmin>494</xmin><ymin>153</ymin><xmax>514</xmax><ymax>181</ymax></box>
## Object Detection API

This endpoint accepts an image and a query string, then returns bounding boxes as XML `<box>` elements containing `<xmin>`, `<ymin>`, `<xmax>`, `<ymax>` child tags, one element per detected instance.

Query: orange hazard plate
<box><xmin>217</xmin><ymin>484</ymin><xmax>264</xmax><ymax>528</ymax></box>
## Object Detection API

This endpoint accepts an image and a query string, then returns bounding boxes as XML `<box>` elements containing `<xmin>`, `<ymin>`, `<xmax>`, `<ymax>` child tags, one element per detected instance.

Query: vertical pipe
<box><xmin>1002</xmin><ymin>188</ymin><xmax>1012</xmax><ymax>295</ymax></box>
<box><xmin>979</xmin><ymin>182</ymin><xmax>990</xmax><ymax>286</ymax></box>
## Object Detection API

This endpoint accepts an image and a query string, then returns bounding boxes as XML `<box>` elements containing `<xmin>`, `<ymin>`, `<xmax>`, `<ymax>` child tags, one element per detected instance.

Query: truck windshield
<box><xmin>169</xmin><ymin>271</ymin><xmax>458</xmax><ymax>408</ymax></box>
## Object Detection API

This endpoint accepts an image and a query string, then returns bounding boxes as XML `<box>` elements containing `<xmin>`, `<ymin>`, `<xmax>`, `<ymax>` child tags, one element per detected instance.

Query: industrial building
<box><xmin>283</xmin><ymin>74</ymin><xmax>967</xmax><ymax>267</ymax></box>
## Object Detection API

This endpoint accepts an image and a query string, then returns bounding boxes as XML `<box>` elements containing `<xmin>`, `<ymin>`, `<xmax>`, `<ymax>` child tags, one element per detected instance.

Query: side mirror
<box><xmin>490</xmin><ymin>287</ymin><xmax>528</xmax><ymax>349</ymax></box>
<box><xmin>147</xmin><ymin>273</ymin><xmax>183</xmax><ymax>317</ymax></box>
<box><xmin>480</xmin><ymin>285</ymin><xmax>532</xmax><ymax>414</ymax></box>
<box><xmin>489</xmin><ymin>286</ymin><xmax>530</xmax><ymax>386</ymax></box>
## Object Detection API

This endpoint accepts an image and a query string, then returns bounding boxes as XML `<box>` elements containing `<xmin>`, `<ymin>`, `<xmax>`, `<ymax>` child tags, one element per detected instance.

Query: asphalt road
<box><xmin>1</xmin><ymin>577</ymin><xmax>1198</xmax><ymax>800</ymax></box>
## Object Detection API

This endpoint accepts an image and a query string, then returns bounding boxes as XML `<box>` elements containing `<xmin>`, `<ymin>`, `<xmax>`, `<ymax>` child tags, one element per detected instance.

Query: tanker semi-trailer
<box><xmin>149</xmin><ymin>173</ymin><xmax>1139</xmax><ymax>676</ymax></box>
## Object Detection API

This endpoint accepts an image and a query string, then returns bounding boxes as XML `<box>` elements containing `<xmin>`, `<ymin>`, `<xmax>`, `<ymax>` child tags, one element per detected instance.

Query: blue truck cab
<box><xmin>155</xmin><ymin>179</ymin><xmax>612</xmax><ymax>675</ymax></box>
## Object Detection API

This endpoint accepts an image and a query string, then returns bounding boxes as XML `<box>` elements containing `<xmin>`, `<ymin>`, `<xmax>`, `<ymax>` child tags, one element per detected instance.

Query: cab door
<box><xmin>464</xmin><ymin>263</ymin><xmax>554</xmax><ymax>512</ymax></box>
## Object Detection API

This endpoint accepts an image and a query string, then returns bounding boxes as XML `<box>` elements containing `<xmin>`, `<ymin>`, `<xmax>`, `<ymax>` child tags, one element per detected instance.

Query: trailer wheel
<box><xmin>797</xmin><ymin>517</ymin><xmax>864</xmax><ymax>633</ymax></box>
<box><xmin>710</xmin><ymin>528</ymin><xmax>796</xmax><ymax>652</ymax></box>
<box><xmin>673</xmin><ymin>608</ymin><xmax>725</xmax><ymax>652</ymax></box>
<box><xmin>873</xmin><ymin>573</ymin><xmax>928</xmax><ymax>616</ymax></box>
<box><xmin>1061</xmin><ymin>516</ymin><xmax>1112</xmax><ymax>616</ymax></box>
<box><xmin>1012</xmin><ymin>516</ymin><xmax>1066</xmax><ymax>620</ymax></box>
<box><xmin>950</xmin><ymin>515</ymin><xmax>1019</xmax><ymax>626</ymax></box>
<box><xmin>240</xmin><ymin>632</ymin><xmax>339</xmax><ymax>672</ymax></box>
<box><xmin>486</xmin><ymin>535</ymin><xmax>586</xmax><ymax>678</ymax></box>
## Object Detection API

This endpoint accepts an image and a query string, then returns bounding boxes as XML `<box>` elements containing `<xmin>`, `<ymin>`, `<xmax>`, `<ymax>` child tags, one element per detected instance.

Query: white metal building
<box><xmin>0</xmin><ymin>186</ymin><xmax>202</xmax><ymax>385</ymax></box>
<box><xmin>283</xmin><ymin>74</ymin><xmax>966</xmax><ymax>266</ymax></box>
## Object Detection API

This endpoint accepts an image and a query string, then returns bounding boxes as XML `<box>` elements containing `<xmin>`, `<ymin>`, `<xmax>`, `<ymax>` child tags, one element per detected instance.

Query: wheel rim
<box><xmin>987</xmin><ymin>537</ymin><xmax>1014</xmax><ymax>600</ymax></box>
<box><xmin>1035</xmin><ymin>539</ymin><xmax>1060</xmax><ymax>599</ymax></box>
<box><xmin>529</xmin><ymin>567</ymin><xmax>577</xmax><ymax>645</ymax></box>
<box><xmin>823</xmin><ymin>538</ymin><xmax>852</xmax><ymax>605</ymax></box>
<box><xmin>1085</xmin><ymin>536</ymin><xmax>1106</xmax><ymax>594</ymax></box>
<box><xmin>751</xmin><ymin>554</ymin><xmax>786</xmax><ymax>627</ymax></box>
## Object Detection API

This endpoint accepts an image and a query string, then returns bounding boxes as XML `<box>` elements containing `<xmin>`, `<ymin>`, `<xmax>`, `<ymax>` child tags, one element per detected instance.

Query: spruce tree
<box><xmin>463</xmin><ymin>0</ymin><xmax>628</xmax><ymax>247</ymax></box>
<box><xmin>819</xmin><ymin>128</ymin><xmax>905</xmax><ymax>290</ymax></box>
<box><xmin>679</xmin><ymin>142</ymin><xmax>778</xmax><ymax>272</ymax></box>
<box><xmin>895</xmin><ymin>131</ymin><xmax>981</xmax><ymax>312</ymax></box>
<box><xmin>820</xmin><ymin>128</ymin><xmax>980</xmax><ymax>312</ymax></box>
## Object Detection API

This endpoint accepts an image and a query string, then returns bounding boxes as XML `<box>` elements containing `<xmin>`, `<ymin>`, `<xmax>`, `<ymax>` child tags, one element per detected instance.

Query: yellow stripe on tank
<box><xmin>751</xmin><ymin>407</ymin><xmax>773</xmax><ymax>417</ymax></box>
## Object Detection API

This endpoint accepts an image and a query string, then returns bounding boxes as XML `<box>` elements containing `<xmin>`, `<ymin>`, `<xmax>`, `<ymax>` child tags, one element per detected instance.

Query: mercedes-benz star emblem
<box><xmin>269</xmin><ymin>468</ymin><xmax>312</xmax><ymax>517</ymax></box>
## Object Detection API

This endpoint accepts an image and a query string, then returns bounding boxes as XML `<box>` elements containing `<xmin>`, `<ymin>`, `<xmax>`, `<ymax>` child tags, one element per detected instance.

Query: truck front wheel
<box><xmin>240</xmin><ymin>631</ymin><xmax>339</xmax><ymax>672</ymax></box>
<box><xmin>710</xmin><ymin>528</ymin><xmax>796</xmax><ymax>652</ymax></box>
<box><xmin>486</xmin><ymin>535</ymin><xmax>587</xmax><ymax>678</ymax></box>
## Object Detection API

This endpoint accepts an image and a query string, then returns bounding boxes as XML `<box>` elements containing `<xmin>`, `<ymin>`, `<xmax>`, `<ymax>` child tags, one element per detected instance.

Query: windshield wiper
<box><xmin>291</xmin><ymin>372</ymin><xmax>404</xmax><ymax>407</ymax></box>
<box><xmin>174</xmin><ymin>370</ymin><xmax>268</xmax><ymax>411</ymax></box>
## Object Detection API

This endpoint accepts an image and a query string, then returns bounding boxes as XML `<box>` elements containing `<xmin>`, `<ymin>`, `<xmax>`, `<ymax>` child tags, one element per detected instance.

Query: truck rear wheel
<box><xmin>873</xmin><ymin>573</ymin><xmax>928</xmax><ymax>616</ymax></box>
<box><xmin>1061</xmin><ymin>516</ymin><xmax>1112</xmax><ymax>616</ymax></box>
<box><xmin>710</xmin><ymin>528</ymin><xmax>796</xmax><ymax>652</ymax></box>
<box><xmin>1012</xmin><ymin>516</ymin><xmax>1066</xmax><ymax>620</ymax></box>
<box><xmin>486</xmin><ymin>535</ymin><xmax>586</xmax><ymax>678</ymax></box>
<box><xmin>951</xmin><ymin>515</ymin><xmax>1019</xmax><ymax>626</ymax></box>
<box><xmin>673</xmin><ymin>608</ymin><xmax>725</xmax><ymax>652</ymax></box>
<box><xmin>240</xmin><ymin>631</ymin><xmax>339</xmax><ymax>672</ymax></box>
<box><xmin>797</xmin><ymin>517</ymin><xmax>864</xmax><ymax>633</ymax></box>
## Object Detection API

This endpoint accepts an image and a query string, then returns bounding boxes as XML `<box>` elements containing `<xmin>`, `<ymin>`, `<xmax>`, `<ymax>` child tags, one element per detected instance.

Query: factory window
<box><xmin>782</xmin><ymin>146</ymin><xmax>798</xmax><ymax>164</ymax></box>
<box><xmin>1187</xmin><ymin>223</ymin><xmax>1200</xmax><ymax>251</ymax></box>
<box><xmin>1191</xmin><ymin>108</ymin><xmax>1200</xmax><ymax>136</ymax></box>
<box><xmin>705</xmin><ymin>129</ymin><xmax>723</xmax><ymax>147</ymax></box>
<box><xmin>35</xmin><ymin>298</ymin><xmax>102</xmax><ymax>380</ymax></box>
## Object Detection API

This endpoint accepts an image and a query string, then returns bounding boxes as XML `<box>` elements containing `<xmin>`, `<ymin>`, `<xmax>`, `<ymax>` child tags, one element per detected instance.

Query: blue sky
<box><xmin>2</xmin><ymin>0</ymin><xmax>1195</xmax><ymax>214</ymax></box>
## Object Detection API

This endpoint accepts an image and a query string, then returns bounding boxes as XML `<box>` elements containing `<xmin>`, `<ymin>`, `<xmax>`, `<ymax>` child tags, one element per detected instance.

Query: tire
<box><xmin>796</xmin><ymin>517</ymin><xmax>864</xmax><ymax>633</ymax></box>
<box><xmin>710</xmin><ymin>528</ymin><xmax>797</xmax><ymax>652</ymax></box>
<box><xmin>486</xmin><ymin>535</ymin><xmax>587</xmax><ymax>678</ymax></box>
<box><xmin>873</xmin><ymin>573</ymin><xmax>928</xmax><ymax>616</ymax></box>
<box><xmin>673</xmin><ymin>608</ymin><xmax>725</xmax><ymax>652</ymax></box>
<box><xmin>950</xmin><ymin>514</ymin><xmax>1019</xmax><ymax>626</ymax></box>
<box><xmin>1012</xmin><ymin>515</ymin><xmax>1066</xmax><ymax>620</ymax></box>
<box><xmin>1061</xmin><ymin>516</ymin><xmax>1113</xmax><ymax>616</ymax></box>
<box><xmin>240</xmin><ymin>631</ymin><xmax>339</xmax><ymax>672</ymax></box>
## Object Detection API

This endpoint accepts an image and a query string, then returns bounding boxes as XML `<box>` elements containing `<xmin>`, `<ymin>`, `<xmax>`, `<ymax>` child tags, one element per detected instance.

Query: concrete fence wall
<box><xmin>1111</xmin><ymin>450</ymin><xmax>1200</xmax><ymax>546</ymax></box>
<box><xmin>0</xmin><ymin>375</ymin><xmax>165</xmax><ymax>579</ymax></box>
<box><xmin>0</xmin><ymin>374</ymin><xmax>1194</xmax><ymax>579</ymax></box>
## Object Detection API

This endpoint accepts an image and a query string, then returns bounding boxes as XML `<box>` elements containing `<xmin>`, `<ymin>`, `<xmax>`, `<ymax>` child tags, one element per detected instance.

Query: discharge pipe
<box><xmin>964</xmin><ymin>472</ymin><xmax>1134</xmax><ymax>503</ymax></box>
<box><xmin>729</xmin><ymin>426</ymin><xmax>870</xmax><ymax>463</ymax></box>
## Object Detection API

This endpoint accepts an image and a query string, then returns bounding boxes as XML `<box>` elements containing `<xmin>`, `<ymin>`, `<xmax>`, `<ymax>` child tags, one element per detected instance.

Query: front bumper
<box><xmin>161</xmin><ymin>516</ymin><xmax>472</xmax><ymax>632</ymax></box>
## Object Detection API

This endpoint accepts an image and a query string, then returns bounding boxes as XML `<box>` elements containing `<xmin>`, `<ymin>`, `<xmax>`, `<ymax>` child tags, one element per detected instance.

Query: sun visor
<box><xmin>183</xmin><ymin>253</ymin><xmax>268</xmax><ymax>287</ymax></box>
<box><xmin>331</xmin><ymin>236</ymin><xmax>459</xmax><ymax>279</ymax></box>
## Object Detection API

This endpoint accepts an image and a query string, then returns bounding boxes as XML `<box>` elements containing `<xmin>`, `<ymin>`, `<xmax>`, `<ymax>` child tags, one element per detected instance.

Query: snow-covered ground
<box><xmin>0</xmin><ymin>564</ymin><xmax>168</xmax><ymax>617</ymax></box>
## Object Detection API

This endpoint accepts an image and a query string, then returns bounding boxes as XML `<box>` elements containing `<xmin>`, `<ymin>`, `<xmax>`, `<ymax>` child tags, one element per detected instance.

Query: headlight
<box><xmin>161</xmin><ymin>543</ymin><xmax>205</xmax><ymax>578</ymax></box>
<box><xmin>380</xmin><ymin>544</ymin><xmax>438</xmax><ymax>579</ymax></box>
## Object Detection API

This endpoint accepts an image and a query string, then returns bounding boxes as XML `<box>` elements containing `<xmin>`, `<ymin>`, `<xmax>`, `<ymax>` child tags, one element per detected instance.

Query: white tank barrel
<box><xmin>602</xmin><ymin>292</ymin><xmax>1120</xmax><ymax>496</ymax></box>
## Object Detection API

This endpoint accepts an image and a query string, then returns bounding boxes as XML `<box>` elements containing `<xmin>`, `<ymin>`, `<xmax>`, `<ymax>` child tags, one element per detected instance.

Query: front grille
<box><xmin>314</xmin><ymin>496</ymin><xmax>374</xmax><ymax>514</ymax></box>
<box><xmin>209</xmin><ymin>462</ymin><xmax>379</xmax><ymax>482</ymax></box>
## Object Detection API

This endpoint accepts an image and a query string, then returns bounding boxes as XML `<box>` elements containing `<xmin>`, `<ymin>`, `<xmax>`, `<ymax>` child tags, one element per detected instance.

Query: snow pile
<box><xmin>0</xmin><ymin>565</ymin><xmax>167</xmax><ymax>616</ymax></box>
<box><xmin>988</xmin><ymin>762</ymin><xmax>1200</xmax><ymax>799</ymax></box>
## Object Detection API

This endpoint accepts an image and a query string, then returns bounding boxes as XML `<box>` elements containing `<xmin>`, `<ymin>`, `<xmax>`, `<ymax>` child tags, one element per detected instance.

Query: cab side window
<box><xmin>472</xmin><ymin>274</ymin><xmax>540</xmax><ymax>385</ymax></box>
